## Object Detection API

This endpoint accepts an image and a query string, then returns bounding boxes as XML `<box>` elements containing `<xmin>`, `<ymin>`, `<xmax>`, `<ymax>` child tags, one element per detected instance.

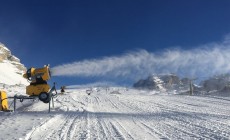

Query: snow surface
<box><xmin>0</xmin><ymin>43</ymin><xmax>10</xmax><ymax>52</ymax></box>
<box><xmin>0</xmin><ymin>87</ymin><xmax>230</xmax><ymax>140</ymax></box>
<box><xmin>0</xmin><ymin>60</ymin><xmax>28</xmax><ymax>85</ymax></box>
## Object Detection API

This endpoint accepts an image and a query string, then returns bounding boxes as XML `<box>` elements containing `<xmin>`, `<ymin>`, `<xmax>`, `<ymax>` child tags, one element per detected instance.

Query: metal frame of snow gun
<box><xmin>9</xmin><ymin>95</ymin><xmax>36</xmax><ymax>112</ymax></box>
<box><xmin>48</xmin><ymin>83</ymin><xmax>58</xmax><ymax>112</ymax></box>
<box><xmin>8</xmin><ymin>83</ymin><xmax>58</xmax><ymax>113</ymax></box>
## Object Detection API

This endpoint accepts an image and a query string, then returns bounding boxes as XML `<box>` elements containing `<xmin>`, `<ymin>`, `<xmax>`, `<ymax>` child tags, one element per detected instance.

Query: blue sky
<box><xmin>1</xmin><ymin>0</ymin><xmax>230</xmax><ymax>86</ymax></box>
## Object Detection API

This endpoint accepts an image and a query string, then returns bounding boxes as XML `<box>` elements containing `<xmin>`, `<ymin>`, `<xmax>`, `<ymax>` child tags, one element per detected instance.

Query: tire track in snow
<box><xmin>96</xmin><ymin>93</ymin><xmax>158</xmax><ymax>139</ymax></box>
<box><xmin>86</xmin><ymin>94</ymin><xmax>108</xmax><ymax>139</ymax></box>
<box><xmin>112</xmin><ymin>120</ymin><xmax>134</xmax><ymax>140</ymax></box>
<box><xmin>113</xmin><ymin>94</ymin><xmax>217</xmax><ymax>139</ymax></box>
<box><xmin>71</xmin><ymin>96</ymin><xmax>92</xmax><ymax>139</ymax></box>
<box><xmin>25</xmin><ymin>93</ymin><xmax>88</xmax><ymax>140</ymax></box>
<box><xmin>134</xmin><ymin>98</ymin><xmax>230</xmax><ymax>140</ymax></box>
<box><xmin>139</xmin><ymin>121</ymin><xmax>170</xmax><ymax>139</ymax></box>
<box><xmin>72</xmin><ymin>111</ymin><xmax>89</xmax><ymax>139</ymax></box>
<box><xmin>20</xmin><ymin>89</ymin><xmax>230</xmax><ymax>140</ymax></box>
<box><xmin>109</xmin><ymin>122</ymin><xmax>125</xmax><ymax>140</ymax></box>
<box><xmin>96</xmin><ymin>118</ymin><xmax>110</xmax><ymax>139</ymax></box>
<box><xmin>25</xmin><ymin>114</ymin><xmax>67</xmax><ymax>140</ymax></box>
<box><xmin>65</xmin><ymin>114</ymin><xmax>83</xmax><ymax>140</ymax></box>
<box><xmin>103</xmin><ymin>95</ymin><xmax>160</xmax><ymax>139</ymax></box>
<box><xmin>166</xmin><ymin>112</ymin><xmax>230</xmax><ymax>139</ymax></box>
<box><xmin>58</xmin><ymin>113</ymin><xmax>83</xmax><ymax>140</ymax></box>
<box><xmin>148</xmin><ymin>96</ymin><xmax>230</xmax><ymax>139</ymax></box>
<box><xmin>84</xmin><ymin>94</ymin><xmax>132</xmax><ymax>139</ymax></box>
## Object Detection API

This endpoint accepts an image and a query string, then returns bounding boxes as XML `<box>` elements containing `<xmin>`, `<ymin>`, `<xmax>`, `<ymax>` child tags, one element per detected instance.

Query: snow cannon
<box><xmin>60</xmin><ymin>86</ymin><xmax>66</xmax><ymax>94</ymax></box>
<box><xmin>0</xmin><ymin>90</ymin><xmax>9</xmax><ymax>111</ymax></box>
<box><xmin>23</xmin><ymin>65</ymin><xmax>52</xmax><ymax>103</ymax></box>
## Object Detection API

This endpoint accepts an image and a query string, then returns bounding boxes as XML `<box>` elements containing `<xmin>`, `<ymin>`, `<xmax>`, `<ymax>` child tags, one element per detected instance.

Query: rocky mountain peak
<box><xmin>0</xmin><ymin>43</ymin><xmax>28</xmax><ymax>85</ymax></box>
<box><xmin>0</xmin><ymin>43</ymin><xmax>26</xmax><ymax>72</ymax></box>
<box><xmin>133</xmin><ymin>74</ymin><xmax>182</xmax><ymax>91</ymax></box>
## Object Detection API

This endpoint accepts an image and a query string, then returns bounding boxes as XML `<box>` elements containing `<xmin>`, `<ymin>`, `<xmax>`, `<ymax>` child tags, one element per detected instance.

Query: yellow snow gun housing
<box><xmin>23</xmin><ymin>65</ymin><xmax>52</xmax><ymax>103</ymax></box>
<box><xmin>0</xmin><ymin>90</ymin><xmax>9</xmax><ymax>111</ymax></box>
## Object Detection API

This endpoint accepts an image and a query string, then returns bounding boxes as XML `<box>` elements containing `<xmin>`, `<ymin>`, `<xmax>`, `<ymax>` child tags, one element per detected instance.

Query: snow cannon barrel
<box><xmin>23</xmin><ymin>65</ymin><xmax>51</xmax><ymax>82</ymax></box>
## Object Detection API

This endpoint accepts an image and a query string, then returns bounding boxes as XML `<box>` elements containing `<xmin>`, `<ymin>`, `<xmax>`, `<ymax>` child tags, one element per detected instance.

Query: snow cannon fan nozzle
<box><xmin>23</xmin><ymin>65</ymin><xmax>53</xmax><ymax>103</ymax></box>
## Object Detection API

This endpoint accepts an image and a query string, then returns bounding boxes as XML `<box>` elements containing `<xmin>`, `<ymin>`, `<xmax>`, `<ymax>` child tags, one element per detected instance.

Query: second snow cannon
<box><xmin>23</xmin><ymin>65</ymin><xmax>52</xmax><ymax>103</ymax></box>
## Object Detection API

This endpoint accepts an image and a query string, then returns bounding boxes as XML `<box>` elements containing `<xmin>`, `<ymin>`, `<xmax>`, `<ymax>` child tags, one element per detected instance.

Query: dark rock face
<box><xmin>181</xmin><ymin>78</ymin><xmax>190</xmax><ymax>85</ymax></box>
<box><xmin>133</xmin><ymin>78</ymin><xmax>159</xmax><ymax>90</ymax></box>
<box><xmin>161</xmin><ymin>75</ymin><xmax>180</xmax><ymax>88</ymax></box>
<box><xmin>133</xmin><ymin>74</ymin><xmax>181</xmax><ymax>90</ymax></box>
<box><xmin>0</xmin><ymin>44</ymin><xmax>10</xmax><ymax>61</ymax></box>
<box><xmin>221</xmin><ymin>85</ymin><xmax>230</xmax><ymax>93</ymax></box>
<box><xmin>202</xmin><ymin>74</ymin><xmax>230</xmax><ymax>92</ymax></box>
<box><xmin>203</xmin><ymin>79</ymin><xmax>225</xmax><ymax>91</ymax></box>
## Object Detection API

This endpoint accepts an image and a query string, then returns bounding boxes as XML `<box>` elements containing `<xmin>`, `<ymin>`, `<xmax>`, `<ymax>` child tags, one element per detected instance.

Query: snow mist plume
<box><xmin>65</xmin><ymin>82</ymin><xmax>116</xmax><ymax>89</ymax></box>
<box><xmin>51</xmin><ymin>37</ymin><xmax>230</xmax><ymax>80</ymax></box>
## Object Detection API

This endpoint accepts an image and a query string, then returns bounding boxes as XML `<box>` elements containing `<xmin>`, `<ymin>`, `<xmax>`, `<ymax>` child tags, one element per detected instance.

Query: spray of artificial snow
<box><xmin>51</xmin><ymin>35</ymin><xmax>230</xmax><ymax>80</ymax></box>
<box><xmin>65</xmin><ymin>82</ymin><xmax>116</xmax><ymax>89</ymax></box>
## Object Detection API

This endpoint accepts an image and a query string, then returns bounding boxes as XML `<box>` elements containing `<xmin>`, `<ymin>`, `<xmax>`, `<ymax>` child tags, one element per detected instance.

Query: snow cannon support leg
<box><xmin>0</xmin><ymin>91</ymin><xmax>9</xmax><ymax>111</ymax></box>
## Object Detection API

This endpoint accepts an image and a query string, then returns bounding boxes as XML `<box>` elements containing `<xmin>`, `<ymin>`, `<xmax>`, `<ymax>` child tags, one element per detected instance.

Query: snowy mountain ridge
<box><xmin>0</xmin><ymin>43</ymin><xmax>28</xmax><ymax>85</ymax></box>
<box><xmin>133</xmin><ymin>74</ymin><xmax>230</xmax><ymax>96</ymax></box>
<box><xmin>133</xmin><ymin>74</ymin><xmax>182</xmax><ymax>90</ymax></box>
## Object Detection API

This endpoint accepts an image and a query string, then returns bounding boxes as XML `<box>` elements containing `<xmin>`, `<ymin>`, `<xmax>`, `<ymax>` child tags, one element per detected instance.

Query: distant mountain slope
<box><xmin>133</xmin><ymin>74</ymin><xmax>230</xmax><ymax>96</ymax></box>
<box><xmin>0</xmin><ymin>43</ymin><xmax>28</xmax><ymax>85</ymax></box>
<box><xmin>133</xmin><ymin>74</ymin><xmax>185</xmax><ymax>91</ymax></box>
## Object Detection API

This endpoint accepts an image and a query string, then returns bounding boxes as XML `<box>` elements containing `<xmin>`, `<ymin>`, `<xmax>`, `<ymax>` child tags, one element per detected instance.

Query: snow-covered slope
<box><xmin>0</xmin><ymin>43</ymin><xmax>28</xmax><ymax>85</ymax></box>
<box><xmin>0</xmin><ymin>88</ymin><xmax>230</xmax><ymax>139</ymax></box>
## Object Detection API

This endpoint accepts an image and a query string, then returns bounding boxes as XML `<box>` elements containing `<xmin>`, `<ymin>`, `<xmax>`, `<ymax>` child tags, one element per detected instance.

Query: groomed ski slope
<box><xmin>0</xmin><ymin>88</ymin><xmax>230</xmax><ymax>140</ymax></box>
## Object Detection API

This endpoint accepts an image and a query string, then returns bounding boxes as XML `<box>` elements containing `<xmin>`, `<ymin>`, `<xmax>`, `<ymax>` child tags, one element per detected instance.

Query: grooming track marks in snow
<box><xmin>0</xmin><ymin>88</ymin><xmax>230</xmax><ymax>140</ymax></box>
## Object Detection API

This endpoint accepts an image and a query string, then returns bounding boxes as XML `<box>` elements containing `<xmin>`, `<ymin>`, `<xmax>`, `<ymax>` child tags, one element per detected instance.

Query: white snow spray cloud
<box><xmin>66</xmin><ymin>81</ymin><xmax>116</xmax><ymax>89</ymax></box>
<box><xmin>51</xmin><ymin>35</ymin><xmax>230</xmax><ymax>81</ymax></box>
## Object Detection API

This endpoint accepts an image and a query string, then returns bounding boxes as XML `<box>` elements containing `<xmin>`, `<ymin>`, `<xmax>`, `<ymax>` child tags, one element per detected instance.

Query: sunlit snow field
<box><xmin>0</xmin><ymin>87</ymin><xmax>230</xmax><ymax>140</ymax></box>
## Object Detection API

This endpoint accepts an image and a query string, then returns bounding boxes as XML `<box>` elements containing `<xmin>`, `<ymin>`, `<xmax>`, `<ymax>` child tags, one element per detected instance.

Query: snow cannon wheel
<box><xmin>39</xmin><ymin>92</ymin><xmax>49</xmax><ymax>103</ymax></box>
